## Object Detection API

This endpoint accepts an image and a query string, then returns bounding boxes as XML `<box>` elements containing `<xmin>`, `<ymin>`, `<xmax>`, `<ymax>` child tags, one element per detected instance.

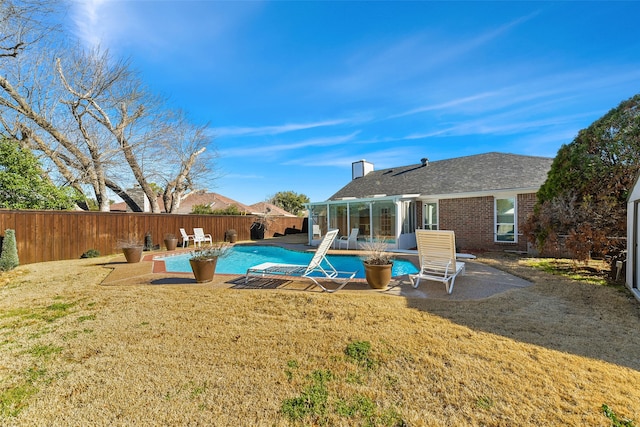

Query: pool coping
<box><xmin>149</xmin><ymin>244</ymin><xmax>419</xmax><ymax>278</ymax></box>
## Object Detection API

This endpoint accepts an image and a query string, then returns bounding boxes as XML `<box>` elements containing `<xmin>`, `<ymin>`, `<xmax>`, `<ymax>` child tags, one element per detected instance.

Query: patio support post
<box><xmin>369</xmin><ymin>202</ymin><xmax>373</xmax><ymax>242</ymax></box>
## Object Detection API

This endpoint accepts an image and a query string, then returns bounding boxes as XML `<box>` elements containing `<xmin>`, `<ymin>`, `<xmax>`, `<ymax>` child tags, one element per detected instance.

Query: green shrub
<box><xmin>81</xmin><ymin>249</ymin><xmax>100</xmax><ymax>258</ymax></box>
<box><xmin>281</xmin><ymin>370</ymin><xmax>332</xmax><ymax>421</ymax></box>
<box><xmin>191</xmin><ymin>204</ymin><xmax>245</xmax><ymax>215</ymax></box>
<box><xmin>602</xmin><ymin>404</ymin><xmax>636</xmax><ymax>427</ymax></box>
<box><xmin>345</xmin><ymin>340</ymin><xmax>376</xmax><ymax>369</ymax></box>
<box><xmin>211</xmin><ymin>205</ymin><xmax>244</xmax><ymax>215</ymax></box>
<box><xmin>191</xmin><ymin>204</ymin><xmax>213</xmax><ymax>214</ymax></box>
<box><xmin>0</xmin><ymin>229</ymin><xmax>19</xmax><ymax>271</ymax></box>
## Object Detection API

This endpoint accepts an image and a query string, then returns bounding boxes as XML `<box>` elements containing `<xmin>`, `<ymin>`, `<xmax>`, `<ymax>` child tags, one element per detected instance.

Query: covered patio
<box><xmin>306</xmin><ymin>195</ymin><xmax>419</xmax><ymax>250</ymax></box>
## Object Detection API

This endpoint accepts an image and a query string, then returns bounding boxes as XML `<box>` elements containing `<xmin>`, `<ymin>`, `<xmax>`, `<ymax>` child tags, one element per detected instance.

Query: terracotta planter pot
<box><xmin>164</xmin><ymin>238</ymin><xmax>178</xmax><ymax>251</ymax></box>
<box><xmin>122</xmin><ymin>246</ymin><xmax>143</xmax><ymax>263</ymax></box>
<box><xmin>363</xmin><ymin>262</ymin><xmax>393</xmax><ymax>289</ymax></box>
<box><xmin>189</xmin><ymin>258</ymin><xmax>218</xmax><ymax>283</ymax></box>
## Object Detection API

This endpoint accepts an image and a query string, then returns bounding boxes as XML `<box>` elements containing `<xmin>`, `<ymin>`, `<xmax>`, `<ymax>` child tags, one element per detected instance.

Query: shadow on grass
<box><xmin>404</xmin><ymin>268</ymin><xmax>640</xmax><ymax>372</ymax></box>
<box><xmin>226</xmin><ymin>276</ymin><xmax>320</xmax><ymax>292</ymax></box>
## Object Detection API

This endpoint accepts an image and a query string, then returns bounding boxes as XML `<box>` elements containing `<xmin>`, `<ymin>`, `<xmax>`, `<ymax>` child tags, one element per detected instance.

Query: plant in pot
<box><xmin>250</xmin><ymin>206</ymin><xmax>276</xmax><ymax>240</ymax></box>
<box><xmin>164</xmin><ymin>233</ymin><xmax>178</xmax><ymax>251</ymax></box>
<box><xmin>189</xmin><ymin>242</ymin><xmax>231</xmax><ymax>283</ymax></box>
<box><xmin>116</xmin><ymin>235</ymin><xmax>144</xmax><ymax>263</ymax></box>
<box><xmin>224</xmin><ymin>229</ymin><xmax>238</xmax><ymax>243</ymax></box>
<box><xmin>360</xmin><ymin>238</ymin><xmax>394</xmax><ymax>289</ymax></box>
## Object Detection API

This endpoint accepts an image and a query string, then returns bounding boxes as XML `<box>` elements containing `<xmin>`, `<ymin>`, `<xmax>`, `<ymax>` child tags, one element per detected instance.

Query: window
<box><xmin>351</xmin><ymin>202</ymin><xmax>370</xmax><ymax>237</ymax></box>
<box><xmin>401</xmin><ymin>201</ymin><xmax>416</xmax><ymax>234</ymax></box>
<box><xmin>310</xmin><ymin>204</ymin><xmax>327</xmax><ymax>236</ymax></box>
<box><xmin>379</xmin><ymin>207</ymin><xmax>392</xmax><ymax>236</ymax></box>
<box><xmin>372</xmin><ymin>201</ymin><xmax>395</xmax><ymax>238</ymax></box>
<box><xmin>329</xmin><ymin>204</ymin><xmax>348</xmax><ymax>236</ymax></box>
<box><xmin>423</xmin><ymin>202</ymin><xmax>438</xmax><ymax>230</ymax></box>
<box><xmin>495</xmin><ymin>197</ymin><xmax>516</xmax><ymax>242</ymax></box>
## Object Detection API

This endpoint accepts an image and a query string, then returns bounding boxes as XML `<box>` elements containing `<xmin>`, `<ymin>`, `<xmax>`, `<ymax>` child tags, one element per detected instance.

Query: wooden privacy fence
<box><xmin>0</xmin><ymin>210</ymin><xmax>305</xmax><ymax>265</ymax></box>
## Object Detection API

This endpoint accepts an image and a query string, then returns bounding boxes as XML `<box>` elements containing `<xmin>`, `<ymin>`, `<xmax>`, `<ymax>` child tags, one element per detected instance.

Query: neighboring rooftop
<box><xmin>174</xmin><ymin>191</ymin><xmax>254</xmax><ymax>214</ymax></box>
<box><xmin>110</xmin><ymin>191</ymin><xmax>254</xmax><ymax>214</ymax></box>
<box><xmin>330</xmin><ymin>152</ymin><xmax>554</xmax><ymax>200</ymax></box>
<box><xmin>249</xmin><ymin>202</ymin><xmax>297</xmax><ymax>217</ymax></box>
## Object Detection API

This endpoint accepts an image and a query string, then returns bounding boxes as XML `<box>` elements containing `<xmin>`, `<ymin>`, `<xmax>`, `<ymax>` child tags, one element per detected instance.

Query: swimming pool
<box><xmin>158</xmin><ymin>245</ymin><xmax>418</xmax><ymax>279</ymax></box>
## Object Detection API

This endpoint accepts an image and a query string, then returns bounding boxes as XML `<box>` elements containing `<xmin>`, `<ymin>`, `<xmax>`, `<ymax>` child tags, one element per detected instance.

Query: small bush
<box><xmin>0</xmin><ymin>229</ymin><xmax>19</xmax><ymax>271</ymax></box>
<box><xmin>281</xmin><ymin>370</ymin><xmax>332</xmax><ymax>421</ymax></box>
<box><xmin>81</xmin><ymin>249</ymin><xmax>100</xmax><ymax>258</ymax></box>
<box><xmin>345</xmin><ymin>340</ymin><xmax>376</xmax><ymax>369</ymax></box>
<box><xmin>602</xmin><ymin>404</ymin><xmax>636</xmax><ymax>427</ymax></box>
<box><xmin>191</xmin><ymin>204</ymin><xmax>213</xmax><ymax>214</ymax></box>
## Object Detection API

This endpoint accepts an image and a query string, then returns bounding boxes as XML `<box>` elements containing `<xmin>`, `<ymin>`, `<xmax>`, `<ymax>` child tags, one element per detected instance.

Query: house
<box><xmin>175</xmin><ymin>191</ymin><xmax>253</xmax><ymax>215</ymax></box>
<box><xmin>626</xmin><ymin>174</ymin><xmax>640</xmax><ymax>302</ymax></box>
<box><xmin>109</xmin><ymin>187</ymin><xmax>166</xmax><ymax>212</ymax></box>
<box><xmin>306</xmin><ymin>152</ymin><xmax>553</xmax><ymax>252</ymax></box>
<box><xmin>110</xmin><ymin>190</ymin><xmax>252</xmax><ymax>215</ymax></box>
<box><xmin>249</xmin><ymin>202</ymin><xmax>297</xmax><ymax>217</ymax></box>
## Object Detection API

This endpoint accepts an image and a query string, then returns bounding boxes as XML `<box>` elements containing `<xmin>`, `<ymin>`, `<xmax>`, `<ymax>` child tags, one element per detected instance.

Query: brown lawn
<box><xmin>0</xmin><ymin>251</ymin><xmax>639</xmax><ymax>426</ymax></box>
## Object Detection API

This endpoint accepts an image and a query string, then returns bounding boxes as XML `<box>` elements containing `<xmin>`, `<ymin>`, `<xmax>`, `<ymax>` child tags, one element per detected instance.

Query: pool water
<box><xmin>160</xmin><ymin>245</ymin><xmax>418</xmax><ymax>279</ymax></box>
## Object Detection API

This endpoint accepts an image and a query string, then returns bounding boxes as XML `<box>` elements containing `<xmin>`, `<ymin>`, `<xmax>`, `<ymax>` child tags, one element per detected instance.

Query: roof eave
<box><xmin>418</xmin><ymin>187</ymin><xmax>540</xmax><ymax>200</ymax></box>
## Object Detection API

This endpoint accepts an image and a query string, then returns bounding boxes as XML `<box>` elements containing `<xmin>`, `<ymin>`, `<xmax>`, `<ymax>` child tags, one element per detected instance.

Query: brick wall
<box><xmin>418</xmin><ymin>193</ymin><xmax>536</xmax><ymax>252</ymax></box>
<box><xmin>517</xmin><ymin>193</ymin><xmax>537</xmax><ymax>252</ymax></box>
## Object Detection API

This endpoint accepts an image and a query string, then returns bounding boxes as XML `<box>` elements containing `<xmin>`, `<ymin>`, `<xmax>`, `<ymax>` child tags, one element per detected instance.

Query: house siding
<box><xmin>420</xmin><ymin>193</ymin><xmax>536</xmax><ymax>252</ymax></box>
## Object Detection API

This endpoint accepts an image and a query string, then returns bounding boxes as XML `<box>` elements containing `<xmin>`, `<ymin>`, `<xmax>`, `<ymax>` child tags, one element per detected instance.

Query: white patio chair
<box><xmin>337</xmin><ymin>228</ymin><xmax>359</xmax><ymax>250</ymax></box>
<box><xmin>179</xmin><ymin>228</ymin><xmax>195</xmax><ymax>248</ymax></box>
<box><xmin>312</xmin><ymin>224</ymin><xmax>322</xmax><ymax>239</ymax></box>
<box><xmin>409</xmin><ymin>230</ymin><xmax>465</xmax><ymax>294</ymax></box>
<box><xmin>193</xmin><ymin>227</ymin><xmax>212</xmax><ymax>246</ymax></box>
<box><xmin>245</xmin><ymin>229</ymin><xmax>356</xmax><ymax>293</ymax></box>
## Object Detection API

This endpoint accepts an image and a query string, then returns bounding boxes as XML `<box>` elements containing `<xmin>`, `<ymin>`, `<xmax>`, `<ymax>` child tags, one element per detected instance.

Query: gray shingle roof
<box><xmin>329</xmin><ymin>152</ymin><xmax>553</xmax><ymax>200</ymax></box>
<box><xmin>249</xmin><ymin>202</ymin><xmax>297</xmax><ymax>217</ymax></box>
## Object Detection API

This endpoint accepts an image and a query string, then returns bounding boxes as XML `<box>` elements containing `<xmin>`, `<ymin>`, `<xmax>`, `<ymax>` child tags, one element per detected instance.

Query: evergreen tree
<box><xmin>0</xmin><ymin>139</ymin><xmax>76</xmax><ymax>210</ymax></box>
<box><xmin>0</xmin><ymin>229</ymin><xmax>19</xmax><ymax>271</ymax></box>
<box><xmin>525</xmin><ymin>93</ymin><xmax>640</xmax><ymax>271</ymax></box>
<box><xmin>270</xmin><ymin>191</ymin><xmax>310</xmax><ymax>216</ymax></box>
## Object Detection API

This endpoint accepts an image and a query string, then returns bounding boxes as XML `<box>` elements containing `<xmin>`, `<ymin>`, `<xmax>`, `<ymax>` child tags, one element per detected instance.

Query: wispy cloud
<box><xmin>325</xmin><ymin>12</ymin><xmax>539</xmax><ymax>96</ymax></box>
<box><xmin>389</xmin><ymin>92</ymin><xmax>499</xmax><ymax>119</ymax></box>
<box><xmin>219</xmin><ymin>132</ymin><xmax>360</xmax><ymax>158</ymax></box>
<box><xmin>214</xmin><ymin>118</ymin><xmax>355</xmax><ymax>137</ymax></box>
<box><xmin>403</xmin><ymin>110</ymin><xmax>597</xmax><ymax>141</ymax></box>
<box><xmin>70</xmin><ymin>0</ymin><xmax>110</xmax><ymax>48</ymax></box>
<box><xmin>283</xmin><ymin>145</ymin><xmax>423</xmax><ymax>169</ymax></box>
<box><xmin>69</xmin><ymin>1</ymin><xmax>263</xmax><ymax>59</ymax></box>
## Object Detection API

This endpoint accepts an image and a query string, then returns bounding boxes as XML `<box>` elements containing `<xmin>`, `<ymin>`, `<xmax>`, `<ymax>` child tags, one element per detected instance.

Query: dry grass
<box><xmin>0</xmin><ymin>252</ymin><xmax>639</xmax><ymax>426</ymax></box>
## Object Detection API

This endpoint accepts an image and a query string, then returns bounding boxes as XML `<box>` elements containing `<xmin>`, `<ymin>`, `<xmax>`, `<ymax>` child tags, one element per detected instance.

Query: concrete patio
<box><xmin>101</xmin><ymin>233</ymin><xmax>533</xmax><ymax>300</ymax></box>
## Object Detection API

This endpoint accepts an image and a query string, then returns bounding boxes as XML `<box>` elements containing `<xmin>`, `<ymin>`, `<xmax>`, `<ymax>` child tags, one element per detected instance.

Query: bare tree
<box><xmin>156</xmin><ymin>114</ymin><xmax>217</xmax><ymax>213</ymax></box>
<box><xmin>55</xmin><ymin>48</ymin><xmax>213</xmax><ymax>212</ymax></box>
<box><xmin>0</xmin><ymin>2</ymin><xmax>214</xmax><ymax>212</ymax></box>
<box><xmin>0</xmin><ymin>0</ymin><xmax>54</xmax><ymax>59</ymax></box>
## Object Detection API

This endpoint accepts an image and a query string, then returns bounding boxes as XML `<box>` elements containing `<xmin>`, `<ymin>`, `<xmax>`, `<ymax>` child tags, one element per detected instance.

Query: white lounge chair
<box><xmin>409</xmin><ymin>230</ymin><xmax>465</xmax><ymax>294</ymax></box>
<box><xmin>245</xmin><ymin>229</ymin><xmax>356</xmax><ymax>293</ymax></box>
<box><xmin>193</xmin><ymin>227</ymin><xmax>213</xmax><ymax>246</ymax></box>
<box><xmin>337</xmin><ymin>228</ymin><xmax>359</xmax><ymax>250</ymax></box>
<box><xmin>180</xmin><ymin>228</ymin><xmax>195</xmax><ymax>248</ymax></box>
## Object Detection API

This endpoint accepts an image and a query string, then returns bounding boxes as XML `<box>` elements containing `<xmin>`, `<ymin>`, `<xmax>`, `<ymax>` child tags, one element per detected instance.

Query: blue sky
<box><xmin>68</xmin><ymin>1</ymin><xmax>640</xmax><ymax>205</ymax></box>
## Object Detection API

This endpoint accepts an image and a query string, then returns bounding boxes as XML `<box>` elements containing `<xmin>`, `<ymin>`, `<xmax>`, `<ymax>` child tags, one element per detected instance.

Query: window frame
<box><xmin>422</xmin><ymin>201</ymin><xmax>439</xmax><ymax>230</ymax></box>
<box><xmin>494</xmin><ymin>196</ymin><xmax>517</xmax><ymax>243</ymax></box>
